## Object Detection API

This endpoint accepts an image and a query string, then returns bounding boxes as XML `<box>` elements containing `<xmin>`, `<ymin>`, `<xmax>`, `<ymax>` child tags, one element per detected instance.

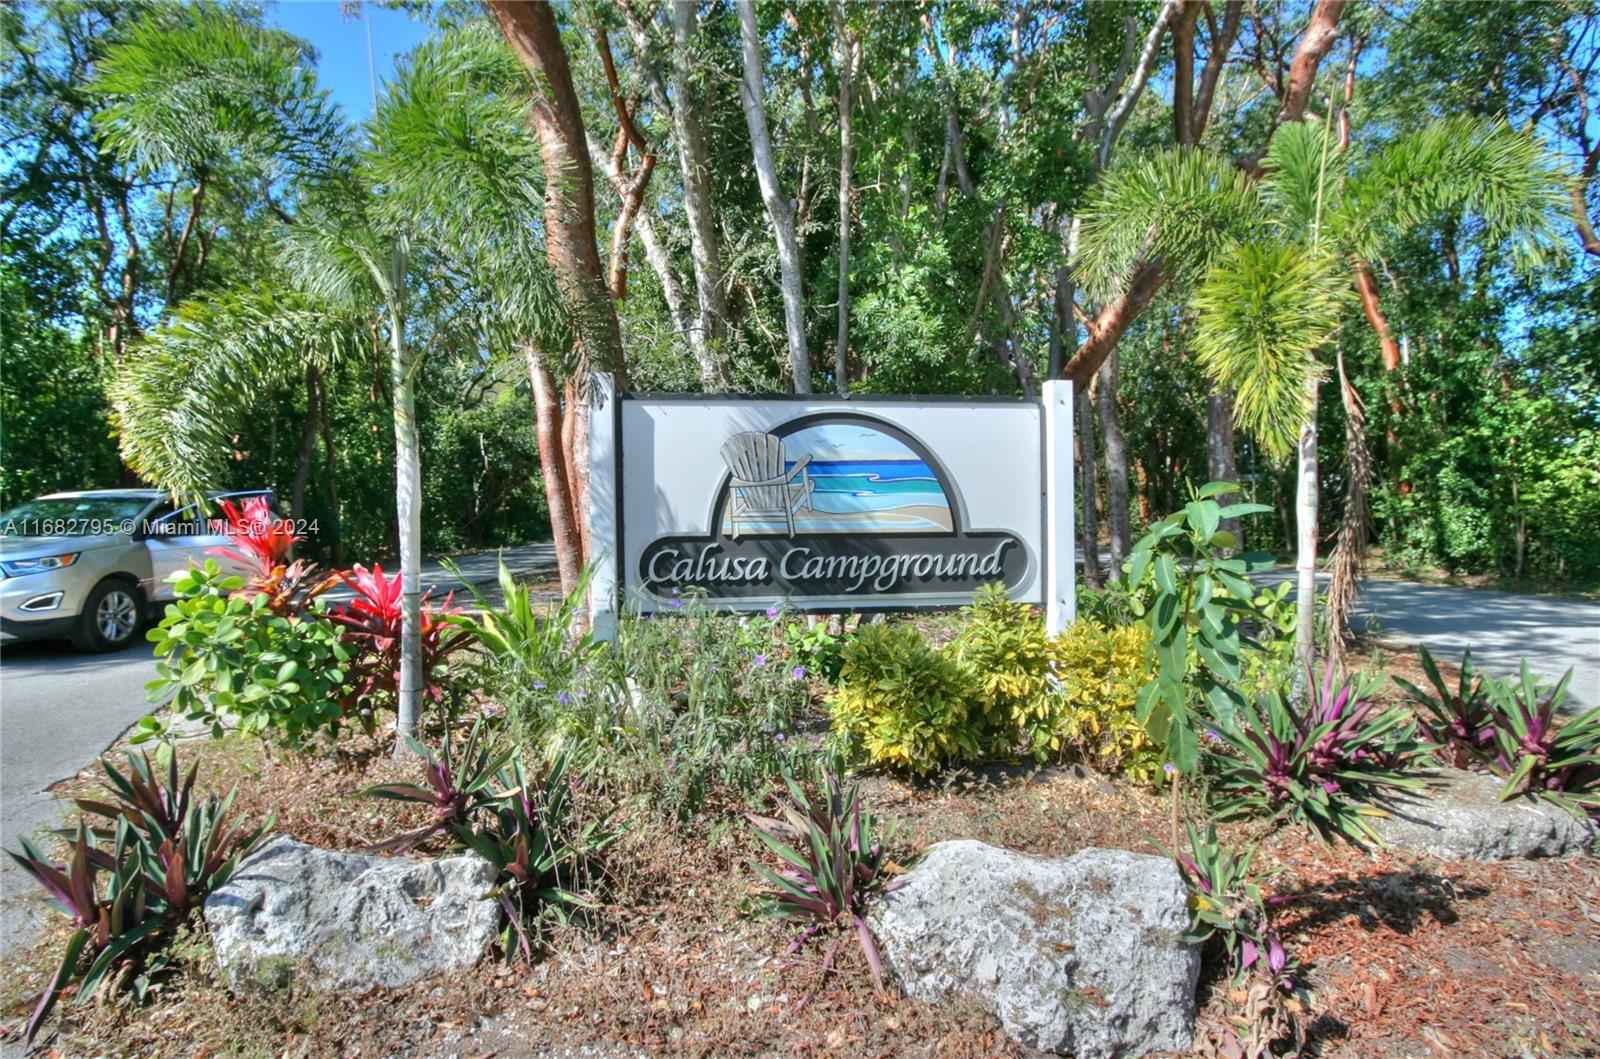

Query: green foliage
<box><xmin>1480</xmin><ymin>664</ymin><xmax>1600</xmax><ymax>824</ymax></box>
<box><xmin>1046</xmin><ymin>621</ymin><xmax>1164</xmax><ymax>785</ymax></box>
<box><xmin>953</xmin><ymin>583</ymin><xmax>1054</xmax><ymax>751</ymax></box>
<box><xmin>368</xmin><ymin>734</ymin><xmax>614</xmax><ymax>960</ymax></box>
<box><xmin>5</xmin><ymin>747</ymin><xmax>270</xmax><ymax>1044</ymax></box>
<box><xmin>1205</xmin><ymin>676</ymin><xmax>1424</xmax><ymax>844</ymax></box>
<box><xmin>0</xmin><ymin>272</ymin><xmax>122</xmax><ymax>508</ymax></box>
<box><xmin>1076</xmin><ymin>149</ymin><xmax>1267</xmax><ymax>303</ymax></box>
<box><xmin>779</xmin><ymin>614</ymin><xmax>846</xmax><ymax>684</ymax></box>
<box><xmin>615</xmin><ymin>597</ymin><xmax>811</xmax><ymax>819</ymax></box>
<box><xmin>1126</xmin><ymin>483</ymin><xmax>1275</xmax><ymax>774</ymax></box>
<box><xmin>138</xmin><ymin>560</ymin><xmax>349</xmax><ymax>746</ymax></box>
<box><xmin>446</xmin><ymin>559</ymin><xmax>606</xmax><ymax>758</ymax></box>
<box><xmin>1190</xmin><ymin>244</ymin><xmax>1349</xmax><ymax>458</ymax></box>
<box><xmin>1167</xmin><ymin>823</ymin><xmax>1281</xmax><ymax>984</ymax></box>
<box><xmin>746</xmin><ymin>758</ymin><xmax>898</xmax><ymax>991</ymax></box>
<box><xmin>828</xmin><ymin>622</ymin><xmax>983</xmax><ymax>776</ymax></box>
<box><xmin>454</xmin><ymin>753</ymin><xmax>616</xmax><ymax>961</ymax></box>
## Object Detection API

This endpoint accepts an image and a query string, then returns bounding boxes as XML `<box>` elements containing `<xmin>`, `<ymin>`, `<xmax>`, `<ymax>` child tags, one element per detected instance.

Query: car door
<box><xmin>143</xmin><ymin>492</ymin><xmax>268</xmax><ymax>596</ymax></box>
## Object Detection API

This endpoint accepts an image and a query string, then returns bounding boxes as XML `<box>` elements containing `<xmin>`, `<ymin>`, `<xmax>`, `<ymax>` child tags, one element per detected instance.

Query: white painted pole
<box><xmin>1042</xmin><ymin>379</ymin><xmax>1076</xmax><ymax>636</ymax></box>
<box><xmin>587</xmin><ymin>373</ymin><xmax>620</xmax><ymax>642</ymax></box>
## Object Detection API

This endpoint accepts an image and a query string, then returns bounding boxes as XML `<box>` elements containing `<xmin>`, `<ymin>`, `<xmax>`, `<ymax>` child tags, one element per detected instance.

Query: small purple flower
<box><xmin>791</xmin><ymin>665</ymin><xmax>807</xmax><ymax>680</ymax></box>
<box><xmin>532</xmin><ymin>680</ymin><xmax>547</xmax><ymax>690</ymax></box>
<box><xmin>775</xmin><ymin>732</ymin><xmax>785</xmax><ymax>743</ymax></box>
<box><xmin>557</xmin><ymin>692</ymin><xmax>573</xmax><ymax>706</ymax></box>
<box><xmin>667</xmin><ymin>597</ymin><xmax>682</xmax><ymax>609</ymax></box>
<box><xmin>1163</xmin><ymin>762</ymin><xmax>1177</xmax><ymax>776</ymax></box>
<box><xmin>752</xmin><ymin>653</ymin><xmax>767</xmax><ymax>668</ymax></box>
<box><xmin>1205</xmin><ymin>729</ymin><xmax>1222</xmax><ymax>744</ymax></box>
<box><xmin>765</xmin><ymin>604</ymin><xmax>780</xmax><ymax>620</ymax></box>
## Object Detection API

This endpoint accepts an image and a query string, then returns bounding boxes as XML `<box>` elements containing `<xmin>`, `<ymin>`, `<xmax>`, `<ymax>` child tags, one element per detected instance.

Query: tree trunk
<box><xmin>832</xmin><ymin>1</ymin><xmax>856</xmax><ymax>397</ymax></box>
<box><xmin>1077</xmin><ymin>387</ymin><xmax>1103</xmax><ymax>589</ymax></box>
<box><xmin>316</xmin><ymin>366</ymin><xmax>343</xmax><ymax>566</ymax></box>
<box><xmin>290</xmin><ymin>364</ymin><xmax>319</xmax><ymax>528</ymax></box>
<box><xmin>1206</xmin><ymin>387</ymin><xmax>1241</xmax><ymax>550</ymax></box>
<box><xmin>1097</xmin><ymin>351</ymin><xmax>1132</xmax><ymax>575</ymax></box>
<box><xmin>1277</xmin><ymin>0</ymin><xmax>1346</xmax><ymax>127</ymax></box>
<box><xmin>489</xmin><ymin>0</ymin><xmax>626</xmax><ymax>384</ymax></box>
<box><xmin>668</xmin><ymin>1</ymin><xmax>732</xmax><ymax>352</ymax></box>
<box><xmin>1171</xmin><ymin>2</ymin><xmax>1202</xmax><ymax>147</ymax></box>
<box><xmin>525</xmin><ymin>345</ymin><xmax>582</xmax><ymax>594</ymax></box>
<box><xmin>1293</xmin><ymin>385</ymin><xmax>1320</xmax><ymax>678</ymax></box>
<box><xmin>586</xmin><ymin>131</ymin><xmax>728</xmax><ymax>390</ymax></box>
<box><xmin>385</xmin><ymin>248</ymin><xmax>423</xmax><ymax>753</ymax></box>
<box><xmin>736</xmin><ymin>0</ymin><xmax>810</xmax><ymax>393</ymax></box>
<box><xmin>1064</xmin><ymin>260</ymin><xmax>1169</xmax><ymax>390</ymax></box>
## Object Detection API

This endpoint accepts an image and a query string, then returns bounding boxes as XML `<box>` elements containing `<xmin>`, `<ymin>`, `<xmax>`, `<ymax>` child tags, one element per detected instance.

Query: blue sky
<box><xmin>265</xmin><ymin>2</ymin><xmax>432</xmax><ymax>122</ymax></box>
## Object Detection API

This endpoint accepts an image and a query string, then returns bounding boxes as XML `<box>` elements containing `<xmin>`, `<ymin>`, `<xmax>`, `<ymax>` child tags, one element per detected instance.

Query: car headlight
<box><xmin>0</xmin><ymin>553</ymin><xmax>80</xmax><ymax>577</ymax></box>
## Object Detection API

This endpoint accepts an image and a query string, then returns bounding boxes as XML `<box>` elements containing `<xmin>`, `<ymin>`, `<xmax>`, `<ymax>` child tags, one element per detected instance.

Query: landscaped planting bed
<box><xmin>4</xmin><ymin>492</ymin><xmax>1597</xmax><ymax>1057</ymax></box>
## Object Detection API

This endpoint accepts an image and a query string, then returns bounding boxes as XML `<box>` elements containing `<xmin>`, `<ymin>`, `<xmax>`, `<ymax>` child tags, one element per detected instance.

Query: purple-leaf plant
<box><xmin>746</xmin><ymin>761</ymin><xmax>900</xmax><ymax>1003</ymax></box>
<box><xmin>1207</xmin><ymin>664</ymin><xmax>1424</xmax><ymax>844</ymax></box>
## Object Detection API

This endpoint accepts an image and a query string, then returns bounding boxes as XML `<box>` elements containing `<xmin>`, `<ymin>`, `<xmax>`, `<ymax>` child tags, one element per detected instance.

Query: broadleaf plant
<box><xmin>1125</xmin><ymin>481</ymin><xmax>1275</xmax><ymax>774</ymax></box>
<box><xmin>1482</xmin><ymin>663</ymin><xmax>1600</xmax><ymax>824</ymax></box>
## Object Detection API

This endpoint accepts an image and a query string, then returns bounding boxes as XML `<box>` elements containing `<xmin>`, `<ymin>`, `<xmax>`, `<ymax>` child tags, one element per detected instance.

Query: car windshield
<box><xmin>0</xmin><ymin>496</ymin><xmax>152</xmax><ymax>537</ymax></box>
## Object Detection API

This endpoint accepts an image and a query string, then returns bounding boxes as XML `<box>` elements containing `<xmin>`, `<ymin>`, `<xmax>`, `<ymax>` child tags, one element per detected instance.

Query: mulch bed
<box><xmin>4</xmin><ymin>640</ymin><xmax>1597</xmax><ymax>1057</ymax></box>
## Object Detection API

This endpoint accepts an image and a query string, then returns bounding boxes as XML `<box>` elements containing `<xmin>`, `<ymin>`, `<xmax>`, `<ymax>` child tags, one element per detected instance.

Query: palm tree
<box><xmin>109</xmin><ymin>15</ymin><xmax>567</xmax><ymax>752</ymax></box>
<box><xmin>1077</xmin><ymin>116</ymin><xmax>1564</xmax><ymax>666</ymax></box>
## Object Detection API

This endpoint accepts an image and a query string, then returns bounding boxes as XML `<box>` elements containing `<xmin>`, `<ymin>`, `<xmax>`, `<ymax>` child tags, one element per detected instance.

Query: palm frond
<box><xmin>92</xmin><ymin>5</ymin><xmax>351</xmax><ymax>187</ymax></box>
<box><xmin>1262</xmin><ymin>121</ymin><xmax>1356</xmax><ymax>240</ymax></box>
<box><xmin>365</xmin><ymin>23</ymin><xmax>567</xmax><ymax>360</ymax></box>
<box><xmin>1342</xmin><ymin>117</ymin><xmax>1567</xmax><ymax>270</ymax></box>
<box><xmin>111</xmin><ymin>288</ymin><xmax>362</xmax><ymax>500</ymax></box>
<box><xmin>1075</xmin><ymin>149</ymin><xmax>1268</xmax><ymax>302</ymax></box>
<box><xmin>1191</xmin><ymin>243</ymin><xmax>1350</xmax><ymax>458</ymax></box>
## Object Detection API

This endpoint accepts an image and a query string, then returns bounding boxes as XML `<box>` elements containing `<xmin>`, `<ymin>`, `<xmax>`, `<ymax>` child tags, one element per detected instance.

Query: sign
<box><xmin>587</xmin><ymin>377</ymin><xmax>1076</xmax><ymax>635</ymax></box>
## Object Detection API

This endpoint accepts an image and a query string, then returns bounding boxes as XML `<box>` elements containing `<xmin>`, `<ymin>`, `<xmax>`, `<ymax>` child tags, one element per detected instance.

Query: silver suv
<box><xmin>0</xmin><ymin>489</ymin><xmax>270</xmax><ymax>651</ymax></box>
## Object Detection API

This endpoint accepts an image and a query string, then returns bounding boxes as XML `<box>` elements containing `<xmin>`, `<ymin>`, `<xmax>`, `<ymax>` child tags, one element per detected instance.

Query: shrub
<box><xmin>1124</xmin><ymin>482</ymin><xmax>1276</xmax><ymax>773</ymax></box>
<box><xmin>1397</xmin><ymin>649</ymin><xmax>1599</xmax><ymax>823</ymax></box>
<box><xmin>614</xmin><ymin>595</ymin><xmax>810</xmax><ymax>819</ymax></box>
<box><xmin>140</xmin><ymin>560</ymin><xmax>350</xmax><ymax>745</ymax></box>
<box><xmin>445</xmin><ymin>559</ymin><xmax>606</xmax><ymax>756</ymax></box>
<box><xmin>363</xmin><ymin>719</ymin><xmax>514</xmax><ymax>852</ymax></box>
<box><xmin>828</xmin><ymin>621</ymin><xmax>982</xmax><ymax>776</ymax></box>
<box><xmin>780</xmin><ymin>611</ymin><xmax>846</xmax><ymax>684</ymax></box>
<box><xmin>5</xmin><ymin>749</ymin><xmax>270</xmax><ymax>1044</ymax></box>
<box><xmin>953</xmin><ymin>582</ymin><xmax>1054</xmax><ymax>753</ymax></box>
<box><xmin>746</xmin><ymin>758</ymin><xmax>899</xmax><ymax>995</ymax></box>
<box><xmin>1206</xmin><ymin>666</ymin><xmax>1424</xmax><ymax>843</ymax></box>
<box><xmin>212</xmin><ymin>495</ymin><xmax>339</xmax><ymax>617</ymax></box>
<box><xmin>1394</xmin><ymin>646</ymin><xmax>1497</xmax><ymax>769</ymax></box>
<box><xmin>1046</xmin><ymin>621</ymin><xmax>1165</xmax><ymax>784</ymax></box>
<box><xmin>1168</xmin><ymin>822</ymin><xmax>1281</xmax><ymax>983</ymax></box>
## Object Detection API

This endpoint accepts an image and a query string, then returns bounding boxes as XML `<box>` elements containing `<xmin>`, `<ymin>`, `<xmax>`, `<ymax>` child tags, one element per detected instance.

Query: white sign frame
<box><xmin>588</xmin><ymin>375</ymin><xmax>1074</xmax><ymax>638</ymax></box>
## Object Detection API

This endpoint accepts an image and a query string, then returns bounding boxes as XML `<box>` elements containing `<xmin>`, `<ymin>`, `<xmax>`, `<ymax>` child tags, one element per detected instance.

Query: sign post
<box><xmin>587</xmin><ymin>376</ymin><xmax>1074</xmax><ymax>634</ymax></box>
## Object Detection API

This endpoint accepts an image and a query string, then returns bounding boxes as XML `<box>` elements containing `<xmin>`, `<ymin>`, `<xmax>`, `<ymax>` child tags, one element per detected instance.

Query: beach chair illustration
<box><xmin>720</xmin><ymin>432</ymin><xmax>816</xmax><ymax>538</ymax></box>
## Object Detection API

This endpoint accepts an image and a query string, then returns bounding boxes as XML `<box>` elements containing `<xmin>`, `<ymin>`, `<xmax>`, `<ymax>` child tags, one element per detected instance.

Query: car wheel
<box><xmin>72</xmin><ymin>580</ymin><xmax>144</xmax><ymax>652</ymax></box>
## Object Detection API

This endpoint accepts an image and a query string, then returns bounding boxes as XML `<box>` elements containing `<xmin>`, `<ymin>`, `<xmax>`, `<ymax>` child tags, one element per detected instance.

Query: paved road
<box><xmin>1257</xmin><ymin>571</ymin><xmax>1600</xmax><ymax>710</ymax></box>
<box><xmin>0</xmin><ymin>541</ymin><xmax>557</xmax><ymax>960</ymax></box>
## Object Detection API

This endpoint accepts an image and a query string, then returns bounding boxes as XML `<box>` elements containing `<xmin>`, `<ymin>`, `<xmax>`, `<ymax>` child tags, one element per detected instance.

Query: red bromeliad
<box><xmin>330</xmin><ymin>563</ymin><xmax>471</xmax><ymax>709</ymax></box>
<box><xmin>209</xmin><ymin>495</ymin><xmax>298</xmax><ymax>575</ymax></box>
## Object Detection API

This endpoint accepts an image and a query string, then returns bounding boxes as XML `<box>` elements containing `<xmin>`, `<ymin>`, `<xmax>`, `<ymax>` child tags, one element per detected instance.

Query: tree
<box><xmin>736</xmin><ymin>0</ymin><xmax>811</xmax><ymax>393</ymax></box>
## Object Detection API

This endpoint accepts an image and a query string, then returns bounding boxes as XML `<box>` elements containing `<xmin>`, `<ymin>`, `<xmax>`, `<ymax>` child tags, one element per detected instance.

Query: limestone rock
<box><xmin>1369</xmin><ymin>768</ymin><xmax>1596</xmax><ymax>860</ymax></box>
<box><xmin>868</xmin><ymin>839</ymin><xmax>1198</xmax><ymax>1058</ymax></box>
<box><xmin>204</xmin><ymin>835</ymin><xmax>500</xmax><ymax>992</ymax></box>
